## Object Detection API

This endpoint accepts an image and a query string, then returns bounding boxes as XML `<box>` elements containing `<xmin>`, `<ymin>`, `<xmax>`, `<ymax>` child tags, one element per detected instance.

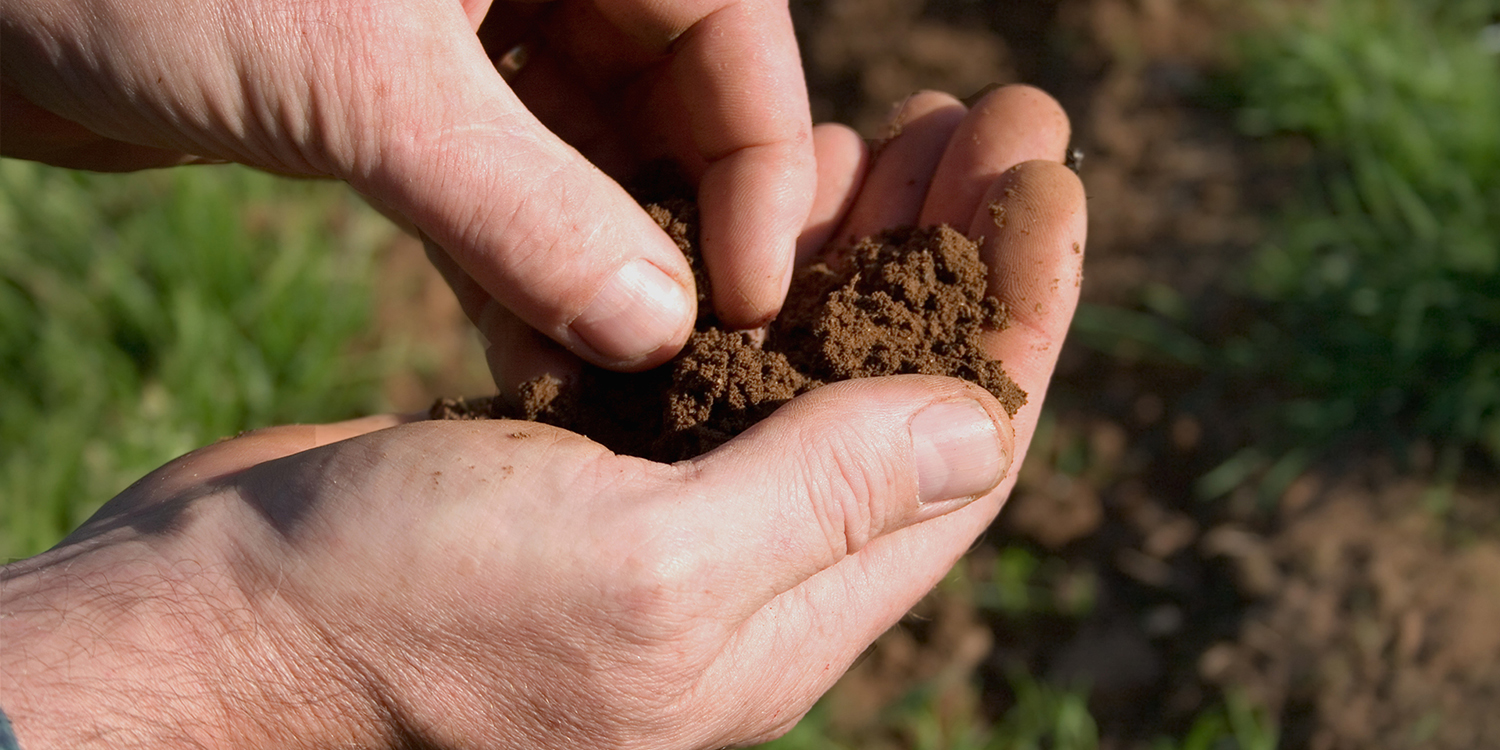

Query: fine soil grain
<box><xmin>431</xmin><ymin>193</ymin><xmax>1025</xmax><ymax>463</ymax></box>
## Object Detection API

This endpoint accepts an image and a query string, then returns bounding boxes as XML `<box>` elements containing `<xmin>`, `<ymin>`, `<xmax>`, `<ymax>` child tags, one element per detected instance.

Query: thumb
<box><xmin>344</xmin><ymin>18</ymin><xmax>696</xmax><ymax>371</ymax></box>
<box><xmin>685</xmin><ymin>375</ymin><xmax>1015</xmax><ymax>613</ymax></box>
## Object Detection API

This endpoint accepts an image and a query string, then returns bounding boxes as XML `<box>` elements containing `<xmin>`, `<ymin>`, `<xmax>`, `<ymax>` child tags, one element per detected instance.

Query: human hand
<box><xmin>0</xmin><ymin>0</ymin><xmax>815</xmax><ymax>370</ymax></box>
<box><xmin>0</xmin><ymin>85</ymin><xmax>1084</xmax><ymax>750</ymax></box>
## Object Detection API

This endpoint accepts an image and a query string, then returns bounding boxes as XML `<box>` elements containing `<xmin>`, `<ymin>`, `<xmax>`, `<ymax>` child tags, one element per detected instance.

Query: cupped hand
<box><xmin>0</xmin><ymin>86</ymin><xmax>1085</xmax><ymax>750</ymax></box>
<box><xmin>0</xmin><ymin>0</ymin><xmax>815</xmax><ymax>370</ymax></box>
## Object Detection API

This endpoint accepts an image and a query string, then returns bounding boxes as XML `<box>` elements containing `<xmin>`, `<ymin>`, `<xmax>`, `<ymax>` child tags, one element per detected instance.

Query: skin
<box><xmin>1</xmin><ymin>82</ymin><xmax>1086</xmax><ymax>750</ymax></box>
<box><xmin>0</xmin><ymin>0</ymin><xmax>817</xmax><ymax>370</ymax></box>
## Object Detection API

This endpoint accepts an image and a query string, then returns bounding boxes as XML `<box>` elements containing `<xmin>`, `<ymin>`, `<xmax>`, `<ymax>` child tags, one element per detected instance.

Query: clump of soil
<box><xmin>431</xmin><ymin>195</ymin><xmax>1025</xmax><ymax>463</ymax></box>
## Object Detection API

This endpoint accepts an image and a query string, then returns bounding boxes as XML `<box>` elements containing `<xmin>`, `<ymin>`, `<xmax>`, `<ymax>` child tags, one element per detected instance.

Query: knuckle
<box><xmin>601</xmin><ymin>524</ymin><xmax>713</xmax><ymax>642</ymax></box>
<box><xmin>801</xmin><ymin>427</ymin><xmax>904</xmax><ymax>561</ymax></box>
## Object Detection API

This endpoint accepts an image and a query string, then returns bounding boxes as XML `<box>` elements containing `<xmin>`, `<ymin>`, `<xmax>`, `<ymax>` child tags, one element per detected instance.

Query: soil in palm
<box><xmin>431</xmin><ymin>189</ymin><xmax>1025</xmax><ymax>463</ymax></box>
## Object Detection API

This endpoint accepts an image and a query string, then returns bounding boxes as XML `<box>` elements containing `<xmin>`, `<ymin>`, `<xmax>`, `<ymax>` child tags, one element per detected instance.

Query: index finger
<box><xmin>612</xmin><ymin>0</ymin><xmax>816</xmax><ymax>328</ymax></box>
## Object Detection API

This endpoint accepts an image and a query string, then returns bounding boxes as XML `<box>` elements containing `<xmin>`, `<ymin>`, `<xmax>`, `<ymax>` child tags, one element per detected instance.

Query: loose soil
<box><xmin>431</xmin><ymin>190</ymin><xmax>1025</xmax><ymax>463</ymax></box>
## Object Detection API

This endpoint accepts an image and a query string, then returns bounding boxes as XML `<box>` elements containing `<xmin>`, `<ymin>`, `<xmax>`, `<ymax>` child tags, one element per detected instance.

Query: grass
<box><xmin>1072</xmin><ymin>0</ymin><xmax>1500</xmax><ymax>497</ymax></box>
<box><xmin>754</xmin><ymin>554</ymin><xmax>1276</xmax><ymax>750</ymax></box>
<box><xmin>757</xmin><ymin>670</ymin><xmax>1275</xmax><ymax>750</ymax></box>
<box><xmin>1233</xmin><ymin>0</ymin><xmax>1500</xmax><ymax>472</ymax></box>
<box><xmin>0</xmin><ymin>161</ymin><xmax>397</xmax><ymax>560</ymax></box>
<box><xmin>758</xmin><ymin>672</ymin><xmax>1100</xmax><ymax>750</ymax></box>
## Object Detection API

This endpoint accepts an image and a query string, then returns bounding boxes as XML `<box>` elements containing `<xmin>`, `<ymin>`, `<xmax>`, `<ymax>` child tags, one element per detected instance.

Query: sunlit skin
<box><xmin>2</xmin><ymin>81</ymin><xmax>1084</xmax><ymax>750</ymax></box>
<box><xmin>0</xmin><ymin>1</ymin><xmax>1085</xmax><ymax>747</ymax></box>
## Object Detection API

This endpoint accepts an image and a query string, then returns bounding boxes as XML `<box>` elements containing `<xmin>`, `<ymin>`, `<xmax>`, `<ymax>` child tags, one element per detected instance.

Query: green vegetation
<box><xmin>973</xmin><ymin>546</ymin><xmax>1097</xmax><ymax>619</ymax></box>
<box><xmin>0</xmin><ymin>161</ymin><xmax>395</xmax><ymax>560</ymax></box>
<box><xmin>1152</xmin><ymin>693</ymin><xmax>1278</xmax><ymax>750</ymax></box>
<box><xmin>756</xmin><ymin>673</ymin><xmax>1098</xmax><ymax>750</ymax></box>
<box><xmin>1072</xmin><ymin>0</ymin><xmax>1500</xmax><ymax>495</ymax></box>
<box><xmin>759</xmin><ymin>675</ymin><xmax>1275</xmax><ymax>750</ymax></box>
<box><xmin>1235</xmin><ymin>0</ymin><xmax>1500</xmax><ymax>469</ymax></box>
<box><xmin>754</xmin><ymin>556</ymin><xmax>1277</xmax><ymax>750</ymax></box>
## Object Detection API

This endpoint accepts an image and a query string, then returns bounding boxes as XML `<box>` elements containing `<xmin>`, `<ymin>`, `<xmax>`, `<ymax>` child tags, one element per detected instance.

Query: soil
<box><xmin>430</xmin><ymin>188</ymin><xmax>1025</xmax><ymax>463</ymax></box>
<box><xmin>376</xmin><ymin>1</ymin><xmax>1500</xmax><ymax>747</ymax></box>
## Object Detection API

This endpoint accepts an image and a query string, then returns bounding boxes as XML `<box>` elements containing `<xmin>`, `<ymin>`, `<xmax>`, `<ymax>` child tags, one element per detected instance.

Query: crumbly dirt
<box><xmin>431</xmin><ymin>194</ymin><xmax>1025</xmax><ymax>463</ymax></box>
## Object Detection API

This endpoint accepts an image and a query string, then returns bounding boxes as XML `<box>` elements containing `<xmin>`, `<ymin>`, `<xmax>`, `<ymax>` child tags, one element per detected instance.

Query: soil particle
<box><xmin>428</xmin><ymin>397</ymin><xmax>489</xmax><ymax>421</ymax></box>
<box><xmin>988</xmin><ymin>200</ymin><xmax>1007</xmax><ymax>228</ymax></box>
<box><xmin>431</xmin><ymin>197</ymin><xmax>1025</xmax><ymax>463</ymax></box>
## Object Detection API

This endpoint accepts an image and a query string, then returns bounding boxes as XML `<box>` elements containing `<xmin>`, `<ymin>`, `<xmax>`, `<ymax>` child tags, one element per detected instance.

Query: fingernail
<box><xmin>911</xmin><ymin>399</ymin><xmax>1007</xmax><ymax>504</ymax></box>
<box><xmin>570</xmin><ymin>259</ymin><xmax>692</xmax><ymax>365</ymax></box>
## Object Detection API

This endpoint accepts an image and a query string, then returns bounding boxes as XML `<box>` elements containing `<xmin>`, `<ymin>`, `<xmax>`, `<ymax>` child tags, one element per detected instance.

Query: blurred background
<box><xmin>4</xmin><ymin>0</ymin><xmax>1498</xmax><ymax>747</ymax></box>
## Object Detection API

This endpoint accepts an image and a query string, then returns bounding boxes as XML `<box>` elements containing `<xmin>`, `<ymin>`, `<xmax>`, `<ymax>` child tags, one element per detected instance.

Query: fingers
<box><xmin>796</xmin><ymin>123</ymin><xmax>869</xmax><ymax>265</ymax></box>
<box><xmin>818</xmin><ymin>86</ymin><xmax>1068</xmax><ymax>254</ymax></box>
<box><xmin>349</xmin><ymin>12</ymin><xmax>696</xmax><ymax>372</ymax></box>
<box><xmin>475</xmin><ymin>121</ymin><xmax>868</xmax><ymax>389</ymax></box>
<box><xmin>646</xmin><ymin>0</ymin><xmax>817</xmax><ymax>328</ymax></box>
<box><xmin>420</xmin><ymin>0</ymin><xmax>816</xmax><ymax>346</ymax></box>
<box><xmin>919</xmin><ymin>84</ymin><xmax>1072</xmax><ymax>229</ymax></box>
<box><xmin>576</xmin><ymin>0</ymin><xmax>816</xmax><ymax>328</ymax></box>
<box><xmin>971</xmin><ymin>160</ymin><xmax>1088</xmax><ymax>436</ymax></box>
<box><xmin>833</xmin><ymin>92</ymin><xmax>967</xmax><ymax>245</ymax></box>
<box><xmin>528</xmin><ymin>0</ymin><xmax>817</xmax><ymax>326</ymax></box>
<box><xmin>698</xmin><ymin>164</ymin><xmax>1086</xmax><ymax>737</ymax></box>
<box><xmin>419</xmin><ymin>233</ymin><xmax>583</xmax><ymax>389</ymax></box>
<box><xmin>681</xmin><ymin>376</ymin><xmax>1014</xmax><ymax>612</ymax></box>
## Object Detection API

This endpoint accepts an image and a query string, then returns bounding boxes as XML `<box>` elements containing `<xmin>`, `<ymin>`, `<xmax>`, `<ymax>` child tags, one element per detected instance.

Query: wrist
<box><xmin>1</xmin><ymin>541</ymin><xmax>232</xmax><ymax>748</ymax></box>
<box><xmin>0</xmin><ymin>505</ymin><xmax>385</xmax><ymax>750</ymax></box>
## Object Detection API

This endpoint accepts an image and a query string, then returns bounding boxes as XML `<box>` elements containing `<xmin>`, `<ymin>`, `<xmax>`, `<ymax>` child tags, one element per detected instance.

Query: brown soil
<box><xmin>431</xmin><ymin>193</ymin><xmax>1025</xmax><ymax>463</ymax></box>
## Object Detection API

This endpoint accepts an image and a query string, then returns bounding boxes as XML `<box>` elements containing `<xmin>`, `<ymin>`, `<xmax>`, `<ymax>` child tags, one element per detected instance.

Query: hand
<box><xmin>0</xmin><ymin>85</ymin><xmax>1084</xmax><ymax>750</ymax></box>
<box><xmin>0</xmin><ymin>0</ymin><xmax>815</xmax><ymax>370</ymax></box>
